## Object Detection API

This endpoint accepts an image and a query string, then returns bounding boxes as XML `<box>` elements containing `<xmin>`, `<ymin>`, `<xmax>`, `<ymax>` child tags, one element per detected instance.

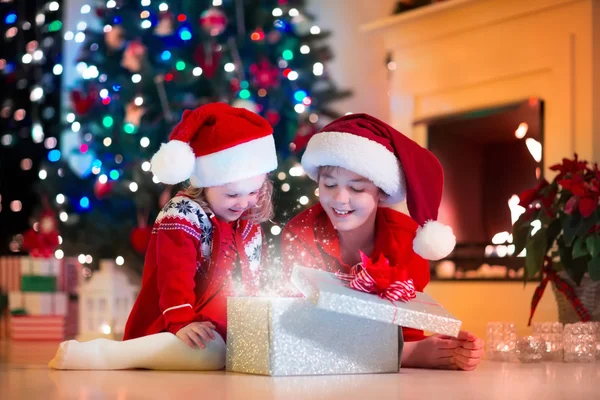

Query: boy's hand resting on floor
<box><xmin>401</xmin><ymin>330</ymin><xmax>484</xmax><ymax>371</ymax></box>
<box><xmin>176</xmin><ymin>321</ymin><xmax>217</xmax><ymax>349</ymax></box>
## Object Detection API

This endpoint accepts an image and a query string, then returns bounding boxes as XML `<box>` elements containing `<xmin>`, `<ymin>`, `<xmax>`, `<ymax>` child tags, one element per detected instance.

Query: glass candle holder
<box><xmin>516</xmin><ymin>335</ymin><xmax>545</xmax><ymax>363</ymax></box>
<box><xmin>563</xmin><ymin>322</ymin><xmax>597</xmax><ymax>363</ymax></box>
<box><xmin>532</xmin><ymin>322</ymin><xmax>563</xmax><ymax>361</ymax></box>
<box><xmin>486</xmin><ymin>322</ymin><xmax>517</xmax><ymax>361</ymax></box>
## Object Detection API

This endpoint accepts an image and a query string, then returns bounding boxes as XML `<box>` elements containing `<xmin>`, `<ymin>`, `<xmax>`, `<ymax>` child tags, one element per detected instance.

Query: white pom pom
<box><xmin>413</xmin><ymin>220</ymin><xmax>456</xmax><ymax>261</ymax></box>
<box><xmin>150</xmin><ymin>140</ymin><xmax>195</xmax><ymax>184</ymax></box>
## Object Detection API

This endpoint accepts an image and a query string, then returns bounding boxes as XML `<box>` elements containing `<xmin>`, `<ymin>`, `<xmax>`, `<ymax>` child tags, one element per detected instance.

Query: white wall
<box><xmin>307</xmin><ymin>0</ymin><xmax>397</xmax><ymax>121</ymax></box>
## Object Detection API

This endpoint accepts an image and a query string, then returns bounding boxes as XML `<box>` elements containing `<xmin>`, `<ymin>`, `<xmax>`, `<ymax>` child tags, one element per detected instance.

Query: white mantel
<box><xmin>362</xmin><ymin>0</ymin><xmax>600</xmax><ymax>168</ymax></box>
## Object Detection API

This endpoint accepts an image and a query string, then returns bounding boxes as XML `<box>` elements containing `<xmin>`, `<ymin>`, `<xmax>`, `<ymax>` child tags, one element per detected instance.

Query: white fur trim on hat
<box><xmin>192</xmin><ymin>135</ymin><xmax>277</xmax><ymax>187</ymax></box>
<box><xmin>151</xmin><ymin>140</ymin><xmax>196</xmax><ymax>184</ymax></box>
<box><xmin>413</xmin><ymin>220</ymin><xmax>456</xmax><ymax>261</ymax></box>
<box><xmin>301</xmin><ymin>131</ymin><xmax>406</xmax><ymax>204</ymax></box>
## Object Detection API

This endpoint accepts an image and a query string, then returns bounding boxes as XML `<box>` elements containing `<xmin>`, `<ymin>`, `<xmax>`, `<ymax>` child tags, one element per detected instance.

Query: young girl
<box><xmin>282</xmin><ymin>113</ymin><xmax>484</xmax><ymax>371</ymax></box>
<box><xmin>49</xmin><ymin>102</ymin><xmax>278</xmax><ymax>370</ymax></box>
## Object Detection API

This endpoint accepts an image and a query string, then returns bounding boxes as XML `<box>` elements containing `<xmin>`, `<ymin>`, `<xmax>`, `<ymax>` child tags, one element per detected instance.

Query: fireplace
<box><xmin>424</xmin><ymin>99</ymin><xmax>544</xmax><ymax>278</ymax></box>
<box><xmin>362</xmin><ymin>0</ymin><xmax>600</xmax><ymax>279</ymax></box>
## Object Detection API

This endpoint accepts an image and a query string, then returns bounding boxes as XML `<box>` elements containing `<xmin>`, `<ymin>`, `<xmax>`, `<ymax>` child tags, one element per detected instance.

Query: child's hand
<box><xmin>176</xmin><ymin>321</ymin><xmax>217</xmax><ymax>349</ymax></box>
<box><xmin>401</xmin><ymin>330</ymin><xmax>484</xmax><ymax>371</ymax></box>
<box><xmin>446</xmin><ymin>330</ymin><xmax>484</xmax><ymax>371</ymax></box>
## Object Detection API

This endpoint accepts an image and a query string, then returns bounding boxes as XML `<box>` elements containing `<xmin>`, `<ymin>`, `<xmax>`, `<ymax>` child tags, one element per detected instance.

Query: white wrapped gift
<box><xmin>226</xmin><ymin>297</ymin><xmax>400</xmax><ymax>376</ymax></box>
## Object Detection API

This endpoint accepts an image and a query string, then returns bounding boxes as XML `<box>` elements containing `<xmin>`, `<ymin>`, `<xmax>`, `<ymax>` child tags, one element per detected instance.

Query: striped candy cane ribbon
<box><xmin>335</xmin><ymin>265</ymin><xmax>416</xmax><ymax>302</ymax></box>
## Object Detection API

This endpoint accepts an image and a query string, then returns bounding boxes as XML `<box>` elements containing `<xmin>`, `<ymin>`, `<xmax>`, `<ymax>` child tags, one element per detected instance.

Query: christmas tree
<box><xmin>0</xmin><ymin>0</ymin><xmax>63</xmax><ymax>254</ymax></box>
<box><xmin>36</xmin><ymin>0</ymin><xmax>350</xmax><ymax>273</ymax></box>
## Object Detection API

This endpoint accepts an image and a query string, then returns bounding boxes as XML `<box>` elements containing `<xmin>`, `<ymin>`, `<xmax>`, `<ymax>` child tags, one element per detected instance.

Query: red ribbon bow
<box><xmin>335</xmin><ymin>252</ymin><xmax>416</xmax><ymax>302</ymax></box>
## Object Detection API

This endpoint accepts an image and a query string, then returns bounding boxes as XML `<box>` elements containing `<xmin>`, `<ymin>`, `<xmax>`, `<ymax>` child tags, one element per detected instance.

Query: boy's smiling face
<box><xmin>318</xmin><ymin>166</ymin><xmax>384</xmax><ymax>232</ymax></box>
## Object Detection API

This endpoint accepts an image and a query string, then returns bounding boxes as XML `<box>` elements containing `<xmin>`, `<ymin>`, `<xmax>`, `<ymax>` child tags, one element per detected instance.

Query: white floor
<box><xmin>1</xmin><ymin>341</ymin><xmax>599</xmax><ymax>400</ymax></box>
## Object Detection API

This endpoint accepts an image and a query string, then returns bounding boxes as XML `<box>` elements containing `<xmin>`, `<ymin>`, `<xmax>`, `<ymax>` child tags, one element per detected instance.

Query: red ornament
<box><xmin>229</xmin><ymin>78</ymin><xmax>241</xmax><ymax>93</ymax></box>
<box><xmin>265</xmin><ymin>109</ymin><xmax>280</xmax><ymax>126</ymax></box>
<box><xmin>130</xmin><ymin>226</ymin><xmax>152</xmax><ymax>254</ymax></box>
<box><xmin>22</xmin><ymin>209</ymin><xmax>60</xmax><ymax>258</ymax></box>
<box><xmin>199</xmin><ymin>7</ymin><xmax>227</xmax><ymax>36</ymax></box>
<box><xmin>249</xmin><ymin>58</ymin><xmax>279</xmax><ymax>89</ymax></box>
<box><xmin>193</xmin><ymin>43</ymin><xmax>222</xmax><ymax>79</ymax></box>
<box><xmin>94</xmin><ymin>180</ymin><xmax>114</xmax><ymax>199</ymax></box>
<box><xmin>70</xmin><ymin>90</ymin><xmax>96</xmax><ymax>115</ymax></box>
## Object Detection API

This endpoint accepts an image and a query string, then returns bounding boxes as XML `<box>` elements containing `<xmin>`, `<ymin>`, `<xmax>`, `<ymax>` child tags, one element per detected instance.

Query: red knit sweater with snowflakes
<box><xmin>123</xmin><ymin>192</ymin><xmax>266</xmax><ymax>341</ymax></box>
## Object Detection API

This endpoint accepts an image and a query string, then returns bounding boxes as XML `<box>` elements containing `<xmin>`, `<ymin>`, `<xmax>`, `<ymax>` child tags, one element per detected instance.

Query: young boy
<box><xmin>282</xmin><ymin>113</ymin><xmax>483</xmax><ymax>371</ymax></box>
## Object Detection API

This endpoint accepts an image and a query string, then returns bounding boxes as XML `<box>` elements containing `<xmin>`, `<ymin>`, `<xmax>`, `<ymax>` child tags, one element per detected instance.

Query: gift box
<box><xmin>21</xmin><ymin>275</ymin><xmax>56</xmax><ymax>292</ymax></box>
<box><xmin>0</xmin><ymin>256</ymin><xmax>22</xmax><ymax>292</ymax></box>
<box><xmin>10</xmin><ymin>301</ymin><xmax>78</xmax><ymax>341</ymax></box>
<box><xmin>8</xmin><ymin>292</ymin><xmax>68</xmax><ymax>316</ymax></box>
<box><xmin>291</xmin><ymin>266</ymin><xmax>461</xmax><ymax>337</ymax></box>
<box><xmin>59</xmin><ymin>257</ymin><xmax>81</xmax><ymax>295</ymax></box>
<box><xmin>20</xmin><ymin>257</ymin><xmax>61</xmax><ymax>276</ymax></box>
<box><xmin>226</xmin><ymin>297</ymin><xmax>400</xmax><ymax>376</ymax></box>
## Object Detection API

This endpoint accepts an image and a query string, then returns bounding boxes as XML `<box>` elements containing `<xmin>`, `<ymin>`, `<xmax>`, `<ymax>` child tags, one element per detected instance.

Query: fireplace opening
<box><xmin>424</xmin><ymin>98</ymin><xmax>544</xmax><ymax>280</ymax></box>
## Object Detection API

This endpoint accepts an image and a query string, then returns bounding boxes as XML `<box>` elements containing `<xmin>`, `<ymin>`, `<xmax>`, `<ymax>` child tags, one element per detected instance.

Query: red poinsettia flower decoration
<box><xmin>518</xmin><ymin>179</ymin><xmax>555</xmax><ymax>217</ymax></box>
<box><xmin>549</xmin><ymin>153</ymin><xmax>590</xmax><ymax>179</ymax></box>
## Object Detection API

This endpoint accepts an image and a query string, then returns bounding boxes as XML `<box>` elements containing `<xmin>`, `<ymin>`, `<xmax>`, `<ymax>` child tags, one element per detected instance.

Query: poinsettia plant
<box><xmin>512</xmin><ymin>154</ymin><xmax>600</xmax><ymax>286</ymax></box>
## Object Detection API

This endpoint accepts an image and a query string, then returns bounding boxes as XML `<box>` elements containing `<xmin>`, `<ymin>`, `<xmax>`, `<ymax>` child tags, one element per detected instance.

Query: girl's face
<box><xmin>318</xmin><ymin>167</ymin><xmax>384</xmax><ymax>232</ymax></box>
<box><xmin>204</xmin><ymin>174</ymin><xmax>266</xmax><ymax>222</ymax></box>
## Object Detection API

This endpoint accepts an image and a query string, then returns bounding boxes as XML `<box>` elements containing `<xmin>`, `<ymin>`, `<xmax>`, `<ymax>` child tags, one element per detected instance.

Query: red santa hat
<box><xmin>301</xmin><ymin>113</ymin><xmax>455</xmax><ymax>261</ymax></box>
<box><xmin>151</xmin><ymin>102</ymin><xmax>277</xmax><ymax>186</ymax></box>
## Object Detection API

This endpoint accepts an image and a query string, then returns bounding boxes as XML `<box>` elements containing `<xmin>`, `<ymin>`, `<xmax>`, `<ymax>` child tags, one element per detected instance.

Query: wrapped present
<box><xmin>0</xmin><ymin>256</ymin><xmax>22</xmax><ymax>292</ymax></box>
<box><xmin>20</xmin><ymin>257</ymin><xmax>61</xmax><ymax>276</ymax></box>
<box><xmin>58</xmin><ymin>257</ymin><xmax>81</xmax><ymax>295</ymax></box>
<box><xmin>226</xmin><ymin>297</ymin><xmax>400</xmax><ymax>376</ymax></box>
<box><xmin>19</xmin><ymin>257</ymin><xmax>80</xmax><ymax>294</ymax></box>
<box><xmin>21</xmin><ymin>275</ymin><xmax>56</xmax><ymax>292</ymax></box>
<box><xmin>291</xmin><ymin>265</ymin><xmax>461</xmax><ymax>337</ymax></box>
<box><xmin>8</xmin><ymin>292</ymin><xmax>68</xmax><ymax>315</ymax></box>
<box><xmin>10</xmin><ymin>300</ymin><xmax>78</xmax><ymax>341</ymax></box>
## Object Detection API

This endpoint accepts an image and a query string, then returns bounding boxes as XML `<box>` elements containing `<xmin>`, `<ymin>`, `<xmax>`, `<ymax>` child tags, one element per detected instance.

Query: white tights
<box><xmin>48</xmin><ymin>331</ymin><xmax>226</xmax><ymax>371</ymax></box>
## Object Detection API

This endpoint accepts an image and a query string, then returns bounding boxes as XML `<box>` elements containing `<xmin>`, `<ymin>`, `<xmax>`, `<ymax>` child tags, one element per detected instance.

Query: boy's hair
<box><xmin>182</xmin><ymin>178</ymin><xmax>274</xmax><ymax>224</ymax></box>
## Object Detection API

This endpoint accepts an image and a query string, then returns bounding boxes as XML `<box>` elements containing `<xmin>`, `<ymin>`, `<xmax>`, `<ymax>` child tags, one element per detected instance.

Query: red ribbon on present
<box><xmin>528</xmin><ymin>256</ymin><xmax>591</xmax><ymax>325</ymax></box>
<box><xmin>335</xmin><ymin>252</ymin><xmax>417</xmax><ymax>302</ymax></box>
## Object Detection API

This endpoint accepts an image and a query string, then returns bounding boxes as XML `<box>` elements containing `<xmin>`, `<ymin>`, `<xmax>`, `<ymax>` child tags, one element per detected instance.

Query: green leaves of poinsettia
<box><xmin>525</xmin><ymin>228</ymin><xmax>547</xmax><ymax>280</ymax></box>
<box><xmin>512</xmin><ymin>211</ymin><xmax>537</xmax><ymax>256</ymax></box>
<box><xmin>586</xmin><ymin>234</ymin><xmax>600</xmax><ymax>281</ymax></box>
<box><xmin>562</xmin><ymin>212</ymin><xmax>599</xmax><ymax>246</ymax></box>
<box><xmin>586</xmin><ymin>235</ymin><xmax>600</xmax><ymax>258</ymax></box>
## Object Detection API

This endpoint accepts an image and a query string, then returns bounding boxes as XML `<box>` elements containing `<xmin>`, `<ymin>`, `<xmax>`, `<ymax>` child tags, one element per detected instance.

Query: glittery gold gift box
<box><xmin>291</xmin><ymin>266</ymin><xmax>462</xmax><ymax>337</ymax></box>
<box><xmin>226</xmin><ymin>297</ymin><xmax>400</xmax><ymax>376</ymax></box>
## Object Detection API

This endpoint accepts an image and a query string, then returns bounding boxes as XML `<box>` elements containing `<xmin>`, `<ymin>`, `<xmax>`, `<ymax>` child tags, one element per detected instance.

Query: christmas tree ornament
<box><xmin>154</xmin><ymin>12</ymin><xmax>175</xmax><ymax>37</ymax></box>
<box><xmin>70</xmin><ymin>90</ymin><xmax>96</xmax><ymax>115</ymax></box>
<box><xmin>105</xmin><ymin>25</ymin><xmax>125</xmax><ymax>51</ymax></box>
<box><xmin>22</xmin><ymin>209</ymin><xmax>60</xmax><ymax>257</ymax></box>
<box><xmin>193</xmin><ymin>43</ymin><xmax>221</xmax><ymax>78</ymax></box>
<box><xmin>130</xmin><ymin>222</ymin><xmax>152</xmax><ymax>255</ymax></box>
<box><xmin>249</xmin><ymin>58</ymin><xmax>279</xmax><ymax>89</ymax></box>
<box><xmin>94</xmin><ymin>180</ymin><xmax>114</xmax><ymax>199</ymax></box>
<box><xmin>265</xmin><ymin>109</ymin><xmax>280</xmax><ymax>127</ymax></box>
<box><xmin>199</xmin><ymin>8</ymin><xmax>227</xmax><ymax>37</ymax></box>
<box><xmin>121</xmin><ymin>41</ymin><xmax>146</xmax><ymax>73</ymax></box>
